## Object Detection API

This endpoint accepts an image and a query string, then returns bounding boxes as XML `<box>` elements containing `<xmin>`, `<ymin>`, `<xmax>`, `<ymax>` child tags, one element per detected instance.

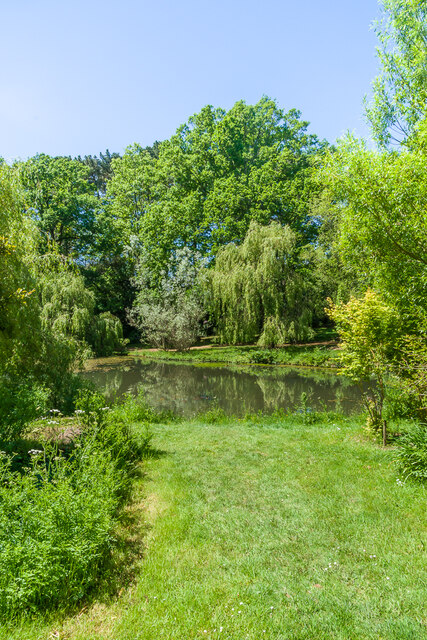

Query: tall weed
<box><xmin>395</xmin><ymin>422</ymin><xmax>427</xmax><ymax>483</ymax></box>
<box><xmin>0</xmin><ymin>391</ymin><xmax>151</xmax><ymax>619</ymax></box>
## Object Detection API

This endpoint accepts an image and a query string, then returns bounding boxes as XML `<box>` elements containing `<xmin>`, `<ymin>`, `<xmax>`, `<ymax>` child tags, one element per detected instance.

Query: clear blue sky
<box><xmin>1</xmin><ymin>0</ymin><xmax>382</xmax><ymax>160</ymax></box>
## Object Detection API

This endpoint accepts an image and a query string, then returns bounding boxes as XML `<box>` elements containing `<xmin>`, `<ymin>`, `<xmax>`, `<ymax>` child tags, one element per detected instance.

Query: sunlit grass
<box><xmin>2</xmin><ymin>415</ymin><xmax>426</xmax><ymax>639</ymax></box>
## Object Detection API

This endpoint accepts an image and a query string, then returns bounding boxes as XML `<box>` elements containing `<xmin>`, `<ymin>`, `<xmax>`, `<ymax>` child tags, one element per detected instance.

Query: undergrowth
<box><xmin>0</xmin><ymin>391</ymin><xmax>158</xmax><ymax>620</ymax></box>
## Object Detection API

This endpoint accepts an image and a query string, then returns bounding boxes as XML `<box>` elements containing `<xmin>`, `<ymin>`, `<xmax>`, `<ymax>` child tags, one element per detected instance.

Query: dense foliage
<box><xmin>107</xmin><ymin>97</ymin><xmax>327</xmax><ymax>280</ymax></box>
<box><xmin>0</xmin><ymin>392</ymin><xmax>151</xmax><ymax>618</ymax></box>
<box><xmin>327</xmin><ymin>290</ymin><xmax>403</xmax><ymax>442</ymax></box>
<box><xmin>209</xmin><ymin>221</ymin><xmax>319</xmax><ymax>345</ymax></box>
<box><xmin>324</xmin><ymin>135</ymin><xmax>427</xmax><ymax>326</ymax></box>
<box><xmin>129</xmin><ymin>247</ymin><xmax>206</xmax><ymax>350</ymax></box>
<box><xmin>0</xmin><ymin>167</ymin><xmax>126</xmax><ymax>439</ymax></box>
<box><xmin>366</xmin><ymin>0</ymin><xmax>427</xmax><ymax>147</ymax></box>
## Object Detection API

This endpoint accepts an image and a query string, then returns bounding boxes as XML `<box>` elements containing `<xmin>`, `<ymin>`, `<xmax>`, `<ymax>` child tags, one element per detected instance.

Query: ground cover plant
<box><xmin>3</xmin><ymin>411</ymin><xmax>426</xmax><ymax>640</ymax></box>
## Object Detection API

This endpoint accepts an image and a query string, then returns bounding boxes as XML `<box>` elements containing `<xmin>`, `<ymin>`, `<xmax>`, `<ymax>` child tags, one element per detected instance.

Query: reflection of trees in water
<box><xmin>256</xmin><ymin>376</ymin><xmax>301</xmax><ymax>411</ymax></box>
<box><xmin>254</xmin><ymin>370</ymin><xmax>357</xmax><ymax>413</ymax></box>
<box><xmin>83</xmin><ymin>360</ymin><xmax>363</xmax><ymax>417</ymax></box>
<box><xmin>136</xmin><ymin>364</ymin><xmax>265</xmax><ymax>416</ymax></box>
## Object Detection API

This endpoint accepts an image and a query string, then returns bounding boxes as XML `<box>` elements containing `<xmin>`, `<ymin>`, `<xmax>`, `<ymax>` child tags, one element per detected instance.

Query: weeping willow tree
<box><xmin>209</xmin><ymin>221</ymin><xmax>317</xmax><ymax>346</ymax></box>
<box><xmin>0</xmin><ymin>165</ymin><xmax>126</xmax><ymax>437</ymax></box>
<box><xmin>37</xmin><ymin>253</ymin><xmax>127</xmax><ymax>358</ymax></box>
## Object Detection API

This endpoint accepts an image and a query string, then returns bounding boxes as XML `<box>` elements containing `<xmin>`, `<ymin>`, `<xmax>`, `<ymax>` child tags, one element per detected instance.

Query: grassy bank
<box><xmin>134</xmin><ymin>342</ymin><xmax>341</xmax><ymax>368</ymax></box>
<box><xmin>5</xmin><ymin>412</ymin><xmax>426</xmax><ymax>640</ymax></box>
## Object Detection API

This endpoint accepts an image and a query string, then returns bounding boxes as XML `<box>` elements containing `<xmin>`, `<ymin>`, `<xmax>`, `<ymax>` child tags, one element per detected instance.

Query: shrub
<box><xmin>0</xmin><ymin>391</ymin><xmax>149</xmax><ymax>619</ymax></box>
<box><xmin>249</xmin><ymin>349</ymin><xmax>276</xmax><ymax>364</ymax></box>
<box><xmin>132</xmin><ymin>298</ymin><xmax>203</xmax><ymax>351</ymax></box>
<box><xmin>76</xmin><ymin>390</ymin><xmax>150</xmax><ymax>471</ymax></box>
<box><xmin>197</xmin><ymin>406</ymin><xmax>229</xmax><ymax>424</ymax></box>
<box><xmin>108</xmin><ymin>391</ymin><xmax>175</xmax><ymax>425</ymax></box>
<box><xmin>0</xmin><ymin>377</ymin><xmax>49</xmax><ymax>442</ymax></box>
<box><xmin>327</xmin><ymin>290</ymin><xmax>403</xmax><ymax>444</ymax></box>
<box><xmin>0</xmin><ymin>444</ymin><xmax>121</xmax><ymax>617</ymax></box>
<box><xmin>395</xmin><ymin>423</ymin><xmax>427</xmax><ymax>483</ymax></box>
<box><xmin>129</xmin><ymin>247</ymin><xmax>206</xmax><ymax>351</ymax></box>
<box><xmin>383</xmin><ymin>381</ymin><xmax>419</xmax><ymax>422</ymax></box>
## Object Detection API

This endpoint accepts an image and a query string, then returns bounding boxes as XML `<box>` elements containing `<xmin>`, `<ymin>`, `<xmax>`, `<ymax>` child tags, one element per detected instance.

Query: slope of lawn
<box><xmin>3</xmin><ymin>415</ymin><xmax>426</xmax><ymax>640</ymax></box>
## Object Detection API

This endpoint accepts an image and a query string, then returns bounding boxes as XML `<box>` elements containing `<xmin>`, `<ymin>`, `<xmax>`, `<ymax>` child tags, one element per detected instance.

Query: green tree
<box><xmin>129</xmin><ymin>247</ymin><xmax>206</xmax><ymax>350</ymax></box>
<box><xmin>77</xmin><ymin>149</ymin><xmax>120</xmax><ymax>197</ymax></box>
<box><xmin>209</xmin><ymin>221</ymin><xmax>319</xmax><ymax>346</ymax></box>
<box><xmin>366</xmin><ymin>0</ymin><xmax>427</xmax><ymax>147</ymax></box>
<box><xmin>327</xmin><ymin>290</ymin><xmax>403</xmax><ymax>444</ymax></box>
<box><xmin>37</xmin><ymin>252</ymin><xmax>127</xmax><ymax>359</ymax></box>
<box><xmin>0</xmin><ymin>164</ymin><xmax>40</xmax><ymax>376</ymax></box>
<box><xmin>323</xmin><ymin>135</ymin><xmax>427</xmax><ymax>325</ymax></box>
<box><xmin>0</xmin><ymin>164</ymin><xmax>126</xmax><ymax>438</ymax></box>
<box><xmin>107</xmin><ymin>144</ymin><xmax>159</xmax><ymax>243</ymax></box>
<box><xmin>20</xmin><ymin>154</ymin><xmax>97</xmax><ymax>257</ymax></box>
<box><xmin>108</xmin><ymin>98</ymin><xmax>327</xmax><ymax>281</ymax></box>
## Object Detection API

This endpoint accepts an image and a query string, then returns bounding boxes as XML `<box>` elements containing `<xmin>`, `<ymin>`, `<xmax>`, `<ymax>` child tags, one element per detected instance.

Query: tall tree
<box><xmin>209</xmin><ymin>221</ymin><xmax>319</xmax><ymax>346</ymax></box>
<box><xmin>366</xmin><ymin>0</ymin><xmax>427</xmax><ymax>147</ymax></box>
<box><xmin>324</xmin><ymin>131</ymin><xmax>427</xmax><ymax>325</ymax></box>
<box><xmin>107</xmin><ymin>98</ymin><xmax>328</xmax><ymax>282</ymax></box>
<box><xmin>77</xmin><ymin>149</ymin><xmax>121</xmax><ymax>197</ymax></box>
<box><xmin>20</xmin><ymin>154</ymin><xmax>97</xmax><ymax>258</ymax></box>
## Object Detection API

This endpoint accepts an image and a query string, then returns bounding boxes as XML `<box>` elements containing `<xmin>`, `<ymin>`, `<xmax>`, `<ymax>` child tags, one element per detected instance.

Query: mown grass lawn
<box><xmin>3</xmin><ymin>416</ymin><xmax>426</xmax><ymax>639</ymax></box>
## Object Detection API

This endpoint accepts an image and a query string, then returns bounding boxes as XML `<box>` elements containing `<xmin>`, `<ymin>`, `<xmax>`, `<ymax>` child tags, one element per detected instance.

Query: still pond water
<box><xmin>82</xmin><ymin>356</ymin><xmax>363</xmax><ymax>417</ymax></box>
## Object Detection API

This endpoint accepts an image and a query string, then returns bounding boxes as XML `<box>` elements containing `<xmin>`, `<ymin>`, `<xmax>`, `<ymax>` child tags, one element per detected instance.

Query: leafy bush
<box><xmin>108</xmin><ymin>391</ymin><xmax>175</xmax><ymax>426</ymax></box>
<box><xmin>76</xmin><ymin>390</ymin><xmax>150</xmax><ymax>470</ymax></box>
<box><xmin>395</xmin><ymin>423</ymin><xmax>427</xmax><ymax>483</ymax></box>
<box><xmin>0</xmin><ymin>378</ymin><xmax>49</xmax><ymax>441</ymax></box>
<box><xmin>249</xmin><ymin>350</ymin><xmax>276</xmax><ymax>364</ymax></box>
<box><xmin>197</xmin><ymin>406</ymin><xmax>229</xmax><ymax>424</ymax></box>
<box><xmin>0</xmin><ymin>392</ymin><xmax>149</xmax><ymax>619</ymax></box>
<box><xmin>129</xmin><ymin>247</ymin><xmax>206</xmax><ymax>351</ymax></box>
<box><xmin>383</xmin><ymin>382</ymin><xmax>419</xmax><ymax>422</ymax></box>
<box><xmin>132</xmin><ymin>299</ymin><xmax>203</xmax><ymax>351</ymax></box>
<box><xmin>327</xmin><ymin>290</ymin><xmax>403</xmax><ymax>443</ymax></box>
<box><xmin>0</xmin><ymin>444</ymin><xmax>121</xmax><ymax>617</ymax></box>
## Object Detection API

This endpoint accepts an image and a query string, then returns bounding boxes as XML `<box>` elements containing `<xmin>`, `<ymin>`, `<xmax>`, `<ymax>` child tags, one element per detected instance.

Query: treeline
<box><xmin>10</xmin><ymin>98</ymin><xmax>337</xmax><ymax>333</ymax></box>
<box><xmin>1</xmin><ymin>0</ymin><xmax>427</xmax><ymax>454</ymax></box>
<box><xmin>1</xmin><ymin>97</ymin><xmax>344</xmax><ymax>430</ymax></box>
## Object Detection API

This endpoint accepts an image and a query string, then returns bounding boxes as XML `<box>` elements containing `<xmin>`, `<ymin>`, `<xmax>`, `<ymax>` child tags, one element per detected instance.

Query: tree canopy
<box><xmin>366</xmin><ymin>0</ymin><xmax>427</xmax><ymax>147</ymax></box>
<box><xmin>20</xmin><ymin>153</ymin><xmax>97</xmax><ymax>258</ymax></box>
<box><xmin>108</xmin><ymin>97</ymin><xmax>328</xmax><ymax>280</ymax></box>
<box><xmin>209</xmin><ymin>221</ymin><xmax>319</xmax><ymax>346</ymax></box>
<box><xmin>324</xmin><ymin>131</ymin><xmax>427</xmax><ymax>326</ymax></box>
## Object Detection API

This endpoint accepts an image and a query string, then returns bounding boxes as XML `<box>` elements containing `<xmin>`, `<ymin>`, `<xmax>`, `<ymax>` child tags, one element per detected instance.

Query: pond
<box><xmin>81</xmin><ymin>356</ymin><xmax>363</xmax><ymax>417</ymax></box>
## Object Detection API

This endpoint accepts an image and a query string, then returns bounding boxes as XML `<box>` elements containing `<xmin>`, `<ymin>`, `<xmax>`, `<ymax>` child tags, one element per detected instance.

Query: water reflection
<box><xmin>81</xmin><ymin>357</ymin><xmax>362</xmax><ymax>417</ymax></box>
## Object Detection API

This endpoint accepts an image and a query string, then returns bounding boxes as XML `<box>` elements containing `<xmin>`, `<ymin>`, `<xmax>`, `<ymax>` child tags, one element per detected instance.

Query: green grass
<box><xmin>134</xmin><ymin>343</ymin><xmax>340</xmax><ymax>368</ymax></box>
<box><xmin>3</xmin><ymin>414</ymin><xmax>426</xmax><ymax>639</ymax></box>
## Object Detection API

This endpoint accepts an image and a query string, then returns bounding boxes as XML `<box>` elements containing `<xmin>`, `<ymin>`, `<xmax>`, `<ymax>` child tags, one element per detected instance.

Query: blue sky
<box><xmin>1</xmin><ymin>0</ymin><xmax>382</xmax><ymax>160</ymax></box>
